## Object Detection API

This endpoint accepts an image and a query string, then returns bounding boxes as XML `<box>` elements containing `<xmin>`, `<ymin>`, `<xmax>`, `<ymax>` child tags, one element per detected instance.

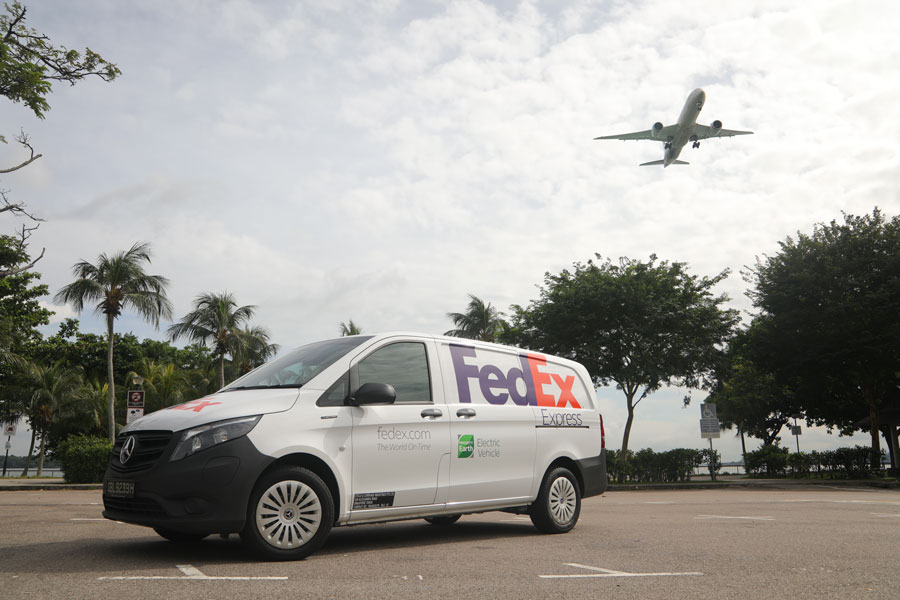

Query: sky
<box><xmin>2</xmin><ymin>0</ymin><xmax>899</xmax><ymax>461</ymax></box>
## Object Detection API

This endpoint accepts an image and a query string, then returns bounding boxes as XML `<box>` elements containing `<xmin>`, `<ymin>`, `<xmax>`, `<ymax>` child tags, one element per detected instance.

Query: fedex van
<box><xmin>103</xmin><ymin>333</ymin><xmax>607</xmax><ymax>560</ymax></box>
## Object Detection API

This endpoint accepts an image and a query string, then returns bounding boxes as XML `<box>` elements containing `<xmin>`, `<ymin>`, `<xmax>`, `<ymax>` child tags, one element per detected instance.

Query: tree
<box><xmin>167</xmin><ymin>292</ymin><xmax>264</xmax><ymax>390</ymax></box>
<box><xmin>21</xmin><ymin>360</ymin><xmax>83</xmax><ymax>476</ymax></box>
<box><xmin>706</xmin><ymin>318</ymin><xmax>796</xmax><ymax>453</ymax></box>
<box><xmin>54</xmin><ymin>242</ymin><xmax>172</xmax><ymax>442</ymax></box>
<box><xmin>1</xmin><ymin>1</ymin><xmax>120</xmax><ymax>271</ymax></box>
<box><xmin>747</xmin><ymin>208</ymin><xmax>900</xmax><ymax>467</ymax></box>
<box><xmin>0</xmin><ymin>236</ymin><xmax>51</xmax><ymax>424</ymax></box>
<box><xmin>231</xmin><ymin>325</ymin><xmax>277</xmax><ymax>376</ymax></box>
<box><xmin>445</xmin><ymin>294</ymin><xmax>506</xmax><ymax>342</ymax></box>
<box><xmin>509</xmin><ymin>254</ymin><xmax>739</xmax><ymax>454</ymax></box>
<box><xmin>339</xmin><ymin>320</ymin><xmax>362</xmax><ymax>337</ymax></box>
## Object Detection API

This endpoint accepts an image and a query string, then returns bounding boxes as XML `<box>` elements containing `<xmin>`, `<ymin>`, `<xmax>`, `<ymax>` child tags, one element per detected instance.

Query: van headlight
<box><xmin>170</xmin><ymin>415</ymin><xmax>262</xmax><ymax>461</ymax></box>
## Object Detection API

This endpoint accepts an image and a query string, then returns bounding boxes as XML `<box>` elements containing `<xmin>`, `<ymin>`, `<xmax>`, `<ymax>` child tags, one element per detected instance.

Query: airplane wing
<box><xmin>691</xmin><ymin>124</ymin><xmax>753</xmax><ymax>140</ymax></box>
<box><xmin>594</xmin><ymin>124</ymin><xmax>677</xmax><ymax>141</ymax></box>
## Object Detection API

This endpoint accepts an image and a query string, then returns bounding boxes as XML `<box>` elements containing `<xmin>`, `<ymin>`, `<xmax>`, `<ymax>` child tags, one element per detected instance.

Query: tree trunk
<box><xmin>740</xmin><ymin>428</ymin><xmax>747</xmax><ymax>474</ymax></box>
<box><xmin>218</xmin><ymin>353</ymin><xmax>225</xmax><ymax>390</ymax></box>
<box><xmin>37</xmin><ymin>430</ymin><xmax>46</xmax><ymax>477</ymax></box>
<box><xmin>107</xmin><ymin>314</ymin><xmax>116</xmax><ymax>443</ymax></box>
<box><xmin>21</xmin><ymin>427</ymin><xmax>36</xmax><ymax>477</ymax></box>
<box><xmin>868</xmin><ymin>404</ymin><xmax>881</xmax><ymax>471</ymax></box>
<box><xmin>621</xmin><ymin>390</ymin><xmax>636</xmax><ymax>455</ymax></box>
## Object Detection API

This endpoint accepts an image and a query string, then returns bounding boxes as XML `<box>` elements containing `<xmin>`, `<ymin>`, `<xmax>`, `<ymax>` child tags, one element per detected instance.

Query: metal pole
<box><xmin>708</xmin><ymin>437</ymin><xmax>715</xmax><ymax>481</ymax></box>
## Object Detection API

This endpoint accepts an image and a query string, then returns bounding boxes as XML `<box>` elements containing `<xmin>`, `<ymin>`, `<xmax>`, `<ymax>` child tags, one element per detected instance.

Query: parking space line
<box><xmin>871</xmin><ymin>513</ymin><xmax>900</xmax><ymax>518</ymax></box>
<box><xmin>540</xmin><ymin>563</ymin><xmax>703</xmax><ymax>579</ymax></box>
<box><xmin>98</xmin><ymin>564</ymin><xmax>288</xmax><ymax>581</ymax></box>
<box><xmin>695</xmin><ymin>515</ymin><xmax>775</xmax><ymax>521</ymax></box>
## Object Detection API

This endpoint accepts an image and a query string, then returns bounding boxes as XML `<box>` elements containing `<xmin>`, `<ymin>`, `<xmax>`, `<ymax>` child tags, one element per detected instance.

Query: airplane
<box><xmin>594</xmin><ymin>88</ymin><xmax>753</xmax><ymax>166</ymax></box>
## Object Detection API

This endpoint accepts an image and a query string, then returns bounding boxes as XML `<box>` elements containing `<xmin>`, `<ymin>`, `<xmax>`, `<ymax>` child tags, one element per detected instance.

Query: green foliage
<box><xmin>0</xmin><ymin>237</ymin><xmax>51</xmax><ymax>422</ymax></box>
<box><xmin>0</xmin><ymin>236</ymin><xmax>51</xmax><ymax>337</ymax></box>
<box><xmin>706</xmin><ymin>320</ymin><xmax>795</xmax><ymax>446</ymax></box>
<box><xmin>339</xmin><ymin>320</ymin><xmax>363</xmax><ymax>337</ymax></box>
<box><xmin>445</xmin><ymin>294</ymin><xmax>506</xmax><ymax>342</ymax></box>
<box><xmin>0</xmin><ymin>1</ymin><xmax>120</xmax><ymax>120</ymax></box>
<box><xmin>508</xmin><ymin>254</ymin><xmax>739</xmax><ymax>452</ymax></box>
<box><xmin>744</xmin><ymin>444</ymin><xmax>790</xmax><ymax>476</ymax></box>
<box><xmin>55</xmin><ymin>434</ymin><xmax>111</xmax><ymax>483</ymax></box>
<box><xmin>746</xmin><ymin>208</ymin><xmax>900</xmax><ymax>463</ymax></box>
<box><xmin>702</xmin><ymin>447</ymin><xmax>722</xmax><ymax>481</ymax></box>
<box><xmin>168</xmin><ymin>291</ymin><xmax>274</xmax><ymax>389</ymax></box>
<box><xmin>748</xmin><ymin>445</ymin><xmax>885</xmax><ymax>479</ymax></box>
<box><xmin>606</xmin><ymin>448</ymin><xmax>705</xmax><ymax>483</ymax></box>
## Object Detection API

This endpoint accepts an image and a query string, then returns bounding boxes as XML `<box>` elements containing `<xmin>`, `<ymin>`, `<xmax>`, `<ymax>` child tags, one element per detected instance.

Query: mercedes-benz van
<box><xmin>103</xmin><ymin>332</ymin><xmax>607</xmax><ymax>560</ymax></box>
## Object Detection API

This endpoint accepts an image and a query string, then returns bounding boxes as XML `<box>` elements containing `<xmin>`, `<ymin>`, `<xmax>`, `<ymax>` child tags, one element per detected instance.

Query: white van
<box><xmin>103</xmin><ymin>333</ymin><xmax>607</xmax><ymax>560</ymax></box>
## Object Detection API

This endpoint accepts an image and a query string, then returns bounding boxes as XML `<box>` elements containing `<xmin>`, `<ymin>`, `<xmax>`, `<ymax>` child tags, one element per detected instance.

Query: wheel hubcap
<box><xmin>255</xmin><ymin>480</ymin><xmax>322</xmax><ymax>549</ymax></box>
<box><xmin>548</xmin><ymin>476</ymin><xmax>577</xmax><ymax>525</ymax></box>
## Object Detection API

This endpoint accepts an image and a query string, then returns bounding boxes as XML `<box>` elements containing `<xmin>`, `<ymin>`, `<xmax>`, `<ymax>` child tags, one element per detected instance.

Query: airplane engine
<box><xmin>651</xmin><ymin>122</ymin><xmax>663</xmax><ymax>138</ymax></box>
<box><xmin>710</xmin><ymin>120</ymin><xmax>722</xmax><ymax>136</ymax></box>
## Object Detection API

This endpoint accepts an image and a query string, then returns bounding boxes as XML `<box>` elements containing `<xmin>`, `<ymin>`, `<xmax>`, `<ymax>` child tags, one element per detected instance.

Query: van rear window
<box><xmin>224</xmin><ymin>336</ymin><xmax>373</xmax><ymax>391</ymax></box>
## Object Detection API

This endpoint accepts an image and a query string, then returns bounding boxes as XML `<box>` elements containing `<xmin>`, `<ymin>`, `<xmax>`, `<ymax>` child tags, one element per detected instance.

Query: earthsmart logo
<box><xmin>458</xmin><ymin>434</ymin><xmax>474</xmax><ymax>458</ymax></box>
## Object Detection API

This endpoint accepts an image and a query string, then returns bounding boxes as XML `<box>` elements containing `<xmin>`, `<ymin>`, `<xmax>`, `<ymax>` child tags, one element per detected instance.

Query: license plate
<box><xmin>105</xmin><ymin>480</ymin><xmax>135</xmax><ymax>498</ymax></box>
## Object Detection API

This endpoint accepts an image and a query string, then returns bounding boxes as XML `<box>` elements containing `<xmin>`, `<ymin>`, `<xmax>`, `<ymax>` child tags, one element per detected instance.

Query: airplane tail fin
<box><xmin>639</xmin><ymin>160</ymin><xmax>690</xmax><ymax>167</ymax></box>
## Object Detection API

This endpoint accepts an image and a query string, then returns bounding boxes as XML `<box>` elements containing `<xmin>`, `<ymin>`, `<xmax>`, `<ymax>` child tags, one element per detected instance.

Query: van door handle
<box><xmin>457</xmin><ymin>408</ymin><xmax>476</xmax><ymax>418</ymax></box>
<box><xmin>420</xmin><ymin>408</ymin><xmax>443</xmax><ymax>419</ymax></box>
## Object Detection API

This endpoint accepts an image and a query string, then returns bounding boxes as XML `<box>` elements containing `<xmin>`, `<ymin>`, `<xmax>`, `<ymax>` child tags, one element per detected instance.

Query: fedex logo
<box><xmin>450</xmin><ymin>345</ymin><xmax>581</xmax><ymax>408</ymax></box>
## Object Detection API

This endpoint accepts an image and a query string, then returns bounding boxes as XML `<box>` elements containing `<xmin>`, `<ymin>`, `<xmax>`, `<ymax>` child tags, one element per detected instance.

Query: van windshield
<box><xmin>223</xmin><ymin>336</ymin><xmax>373</xmax><ymax>391</ymax></box>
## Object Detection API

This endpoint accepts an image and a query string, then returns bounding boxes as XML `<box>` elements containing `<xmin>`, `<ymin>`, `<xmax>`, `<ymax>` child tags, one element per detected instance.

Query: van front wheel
<box><xmin>241</xmin><ymin>466</ymin><xmax>334</xmax><ymax>561</ymax></box>
<box><xmin>529</xmin><ymin>467</ymin><xmax>581</xmax><ymax>534</ymax></box>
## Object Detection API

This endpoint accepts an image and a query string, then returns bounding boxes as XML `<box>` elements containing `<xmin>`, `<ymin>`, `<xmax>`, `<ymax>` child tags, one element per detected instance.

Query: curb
<box><xmin>607</xmin><ymin>479</ymin><xmax>900</xmax><ymax>491</ymax></box>
<box><xmin>0</xmin><ymin>482</ymin><xmax>103</xmax><ymax>491</ymax></box>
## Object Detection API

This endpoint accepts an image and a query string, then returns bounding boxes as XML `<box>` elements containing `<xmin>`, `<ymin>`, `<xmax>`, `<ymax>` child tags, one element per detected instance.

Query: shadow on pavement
<box><xmin>0</xmin><ymin>518</ymin><xmax>537</xmax><ymax>574</ymax></box>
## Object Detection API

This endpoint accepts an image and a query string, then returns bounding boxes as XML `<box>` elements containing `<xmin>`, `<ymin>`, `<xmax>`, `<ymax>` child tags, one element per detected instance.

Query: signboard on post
<box><xmin>700</xmin><ymin>403</ymin><xmax>720</xmax><ymax>439</ymax></box>
<box><xmin>126</xmin><ymin>407</ymin><xmax>144</xmax><ymax>424</ymax></box>
<box><xmin>127</xmin><ymin>390</ymin><xmax>145</xmax><ymax>408</ymax></box>
<box><xmin>3</xmin><ymin>422</ymin><xmax>15</xmax><ymax>435</ymax></box>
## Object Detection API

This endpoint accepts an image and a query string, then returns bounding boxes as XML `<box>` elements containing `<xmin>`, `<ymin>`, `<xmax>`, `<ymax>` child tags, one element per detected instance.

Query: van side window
<box><xmin>357</xmin><ymin>342</ymin><xmax>431</xmax><ymax>404</ymax></box>
<box><xmin>316</xmin><ymin>371</ymin><xmax>349</xmax><ymax>407</ymax></box>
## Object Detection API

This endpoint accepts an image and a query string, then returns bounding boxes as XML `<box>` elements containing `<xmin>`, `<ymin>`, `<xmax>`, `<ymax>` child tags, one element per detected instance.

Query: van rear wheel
<box><xmin>529</xmin><ymin>466</ymin><xmax>581</xmax><ymax>534</ymax></box>
<box><xmin>241</xmin><ymin>466</ymin><xmax>334</xmax><ymax>561</ymax></box>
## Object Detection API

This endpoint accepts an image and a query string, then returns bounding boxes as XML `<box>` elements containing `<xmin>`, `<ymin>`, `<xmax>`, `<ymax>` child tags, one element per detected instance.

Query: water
<box><xmin>2</xmin><ymin>468</ymin><xmax>64</xmax><ymax>478</ymax></box>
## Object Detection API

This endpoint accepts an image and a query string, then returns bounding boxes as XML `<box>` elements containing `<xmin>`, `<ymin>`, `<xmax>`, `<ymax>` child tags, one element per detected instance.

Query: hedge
<box><xmin>606</xmin><ymin>448</ymin><xmax>719</xmax><ymax>483</ymax></box>
<box><xmin>744</xmin><ymin>445</ymin><xmax>885</xmax><ymax>478</ymax></box>
<box><xmin>55</xmin><ymin>434</ymin><xmax>112</xmax><ymax>483</ymax></box>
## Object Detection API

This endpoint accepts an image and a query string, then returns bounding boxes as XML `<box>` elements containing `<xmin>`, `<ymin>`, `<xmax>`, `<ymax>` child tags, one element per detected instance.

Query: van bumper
<box><xmin>577</xmin><ymin>450</ymin><xmax>608</xmax><ymax>498</ymax></box>
<box><xmin>102</xmin><ymin>435</ymin><xmax>273</xmax><ymax>534</ymax></box>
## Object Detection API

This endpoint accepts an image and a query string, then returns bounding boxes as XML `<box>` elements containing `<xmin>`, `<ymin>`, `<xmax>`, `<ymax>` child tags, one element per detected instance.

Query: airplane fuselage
<box><xmin>663</xmin><ymin>88</ymin><xmax>705</xmax><ymax>166</ymax></box>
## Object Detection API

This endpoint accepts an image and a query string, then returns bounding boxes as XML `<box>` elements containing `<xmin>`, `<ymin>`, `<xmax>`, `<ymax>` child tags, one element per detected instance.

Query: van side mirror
<box><xmin>350</xmin><ymin>382</ymin><xmax>396</xmax><ymax>406</ymax></box>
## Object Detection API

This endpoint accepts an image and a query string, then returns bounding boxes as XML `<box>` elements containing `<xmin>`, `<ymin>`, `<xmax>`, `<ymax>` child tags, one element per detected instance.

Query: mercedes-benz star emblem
<box><xmin>120</xmin><ymin>436</ymin><xmax>136</xmax><ymax>464</ymax></box>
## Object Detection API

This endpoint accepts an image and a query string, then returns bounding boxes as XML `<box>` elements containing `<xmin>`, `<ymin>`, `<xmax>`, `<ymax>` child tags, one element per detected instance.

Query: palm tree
<box><xmin>232</xmin><ymin>325</ymin><xmax>278</xmax><ymax>376</ymax></box>
<box><xmin>153</xmin><ymin>363</ymin><xmax>189</xmax><ymax>409</ymax></box>
<box><xmin>22</xmin><ymin>361</ymin><xmax>83</xmax><ymax>476</ymax></box>
<box><xmin>445</xmin><ymin>294</ymin><xmax>505</xmax><ymax>342</ymax></box>
<box><xmin>339</xmin><ymin>320</ymin><xmax>362</xmax><ymax>336</ymax></box>
<box><xmin>167</xmin><ymin>292</ymin><xmax>265</xmax><ymax>390</ymax></box>
<box><xmin>54</xmin><ymin>242</ymin><xmax>172</xmax><ymax>442</ymax></box>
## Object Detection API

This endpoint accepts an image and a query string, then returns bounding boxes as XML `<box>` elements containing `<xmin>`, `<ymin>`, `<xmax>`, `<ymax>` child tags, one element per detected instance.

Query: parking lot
<box><xmin>1</xmin><ymin>484</ymin><xmax>898</xmax><ymax>599</ymax></box>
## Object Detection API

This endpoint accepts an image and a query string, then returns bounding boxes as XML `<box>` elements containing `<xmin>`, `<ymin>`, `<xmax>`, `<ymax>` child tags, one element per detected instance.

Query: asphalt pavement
<box><xmin>1</xmin><ymin>484</ymin><xmax>898</xmax><ymax>599</ymax></box>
